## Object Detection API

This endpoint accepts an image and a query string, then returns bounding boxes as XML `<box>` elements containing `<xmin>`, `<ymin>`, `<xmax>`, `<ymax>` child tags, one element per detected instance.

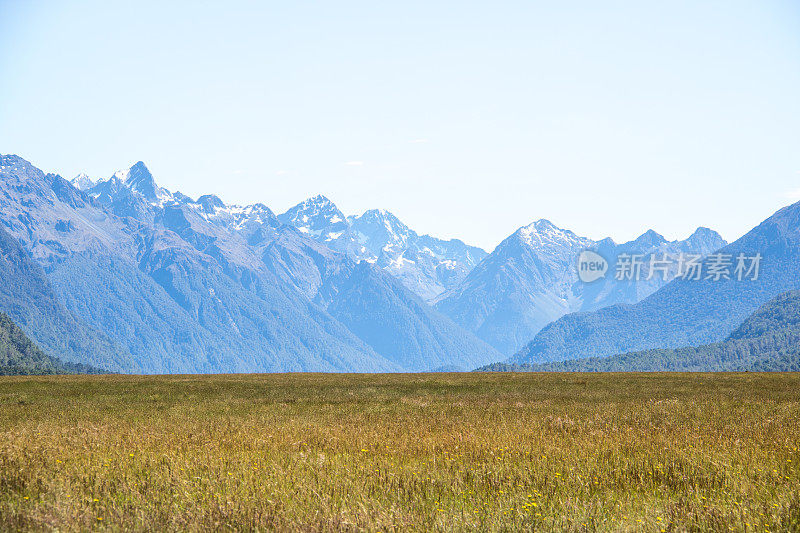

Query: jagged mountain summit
<box><xmin>0</xmin><ymin>154</ymin><xmax>500</xmax><ymax>372</ymax></box>
<box><xmin>70</xmin><ymin>173</ymin><xmax>96</xmax><ymax>191</ymax></box>
<box><xmin>278</xmin><ymin>196</ymin><xmax>488</xmax><ymax>301</ymax></box>
<box><xmin>278</xmin><ymin>195</ymin><xmax>351</xmax><ymax>243</ymax></box>
<box><xmin>435</xmin><ymin>219</ymin><xmax>727</xmax><ymax>355</ymax></box>
<box><xmin>85</xmin><ymin>173</ymin><xmax>487</xmax><ymax>305</ymax></box>
<box><xmin>350</xmin><ymin>209</ymin><xmax>487</xmax><ymax>301</ymax></box>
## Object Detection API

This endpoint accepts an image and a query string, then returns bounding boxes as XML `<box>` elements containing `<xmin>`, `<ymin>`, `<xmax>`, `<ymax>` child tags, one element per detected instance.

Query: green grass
<box><xmin>1</xmin><ymin>373</ymin><xmax>799</xmax><ymax>531</ymax></box>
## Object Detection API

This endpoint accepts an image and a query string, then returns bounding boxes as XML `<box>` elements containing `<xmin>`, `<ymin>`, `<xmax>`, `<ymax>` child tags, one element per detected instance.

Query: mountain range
<box><xmin>4</xmin><ymin>152</ymin><xmax>798</xmax><ymax>374</ymax></box>
<box><xmin>277</xmin><ymin>195</ymin><xmax>488</xmax><ymax>302</ymax></box>
<box><xmin>508</xmin><ymin>200</ymin><xmax>800</xmax><ymax>366</ymax></box>
<box><xmin>1</xmin><ymin>154</ymin><xmax>498</xmax><ymax>372</ymax></box>
<box><xmin>434</xmin><ymin>219</ymin><xmax>726</xmax><ymax>355</ymax></box>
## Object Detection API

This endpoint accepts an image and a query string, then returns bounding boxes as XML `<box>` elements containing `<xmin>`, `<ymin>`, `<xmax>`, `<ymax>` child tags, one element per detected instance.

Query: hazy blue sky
<box><xmin>1</xmin><ymin>1</ymin><xmax>799</xmax><ymax>250</ymax></box>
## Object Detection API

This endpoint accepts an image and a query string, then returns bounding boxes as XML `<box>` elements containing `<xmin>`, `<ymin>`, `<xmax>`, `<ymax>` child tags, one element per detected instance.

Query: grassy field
<box><xmin>0</xmin><ymin>373</ymin><xmax>798</xmax><ymax>531</ymax></box>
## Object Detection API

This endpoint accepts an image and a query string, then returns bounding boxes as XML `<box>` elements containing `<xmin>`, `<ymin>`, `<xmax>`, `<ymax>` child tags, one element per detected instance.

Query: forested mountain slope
<box><xmin>483</xmin><ymin>290</ymin><xmax>800</xmax><ymax>372</ymax></box>
<box><xmin>0</xmin><ymin>312</ymin><xmax>100</xmax><ymax>375</ymax></box>
<box><xmin>507</xmin><ymin>201</ymin><xmax>800</xmax><ymax>365</ymax></box>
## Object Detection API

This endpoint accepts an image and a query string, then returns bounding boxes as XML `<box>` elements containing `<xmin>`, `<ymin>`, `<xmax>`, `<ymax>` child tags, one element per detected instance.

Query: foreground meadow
<box><xmin>0</xmin><ymin>373</ymin><xmax>798</xmax><ymax>531</ymax></box>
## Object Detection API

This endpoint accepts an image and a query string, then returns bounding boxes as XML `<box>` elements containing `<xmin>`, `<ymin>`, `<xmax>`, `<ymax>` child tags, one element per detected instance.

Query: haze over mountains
<box><xmin>2</xmin><ymin>154</ymin><xmax>498</xmax><ymax>373</ymax></box>
<box><xmin>5</xmin><ymin>153</ymin><xmax>800</xmax><ymax>374</ymax></box>
<box><xmin>434</xmin><ymin>220</ymin><xmax>726</xmax><ymax>354</ymax></box>
<box><xmin>508</xmin><ymin>200</ymin><xmax>800</xmax><ymax>366</ymax></box>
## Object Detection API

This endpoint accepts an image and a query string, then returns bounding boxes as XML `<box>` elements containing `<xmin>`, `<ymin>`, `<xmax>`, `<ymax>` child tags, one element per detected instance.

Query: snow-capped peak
<box><xmin>70</xmin><ymin>173</ymin><xmax>97</xmax><ymax>191</ymax></box>
<box><xmin>359</xmin><ymin>209</ymin><xmax>410</xmax><ymax>234</ymax></box>
<box><xmin>88</xmin><ymin>161</ymin><xmax>174</xmax><ymax>206</ymax></box>
<box><xmin>291</xmin><ymin>194</ymin><xmax>338</xmax><ymax>214</ymax></box>
<box><xmin>187</xmin><ymin>196</ymin><xmax>278</xmax><ymax>231</ymax></box>
<box><xmin>516</xmin><ymin>219</ymin><xmax>590</xmax><ymax>250</ymax></box>
<box><xmin>197</xmin><ymin>194</ymin><xmax>226</xmax><ymax>214</ymax></box>
<box><xmin>307</xmin><ymin>193</ymin><xmax>334</xmax><ymax>206</ymax></box>
<box><xmin>278</xmin><ymin>194</ymin><xmax>348</xmax><ymax>232</ymax></box>
<box><xmin>273</xmin><ymin>196</ymin><xmax>489</xmax><ymax>301</ymax></box>
<box><xmin>112</xmin><ymin>168</ymin><xmax>130</xmax><ymax>182</ymax></box>
<box><xmin>350</xmin><ymin>208</ymin><xmax>413</xmax><ymax>250</ymax></box>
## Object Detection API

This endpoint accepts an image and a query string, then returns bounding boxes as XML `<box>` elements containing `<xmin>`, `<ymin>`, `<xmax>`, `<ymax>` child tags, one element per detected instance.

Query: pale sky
<box><xmin>1</xmin><ymin>0</ymin><xmax>799</xmax><ymax>251</ymax></box>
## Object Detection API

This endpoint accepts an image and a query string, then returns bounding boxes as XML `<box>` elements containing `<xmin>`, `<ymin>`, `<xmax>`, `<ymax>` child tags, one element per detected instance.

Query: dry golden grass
<box><xmin>0</xmin><ymin>372</ymin><xmax>798</xmax><ymax>531</ymax></box>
